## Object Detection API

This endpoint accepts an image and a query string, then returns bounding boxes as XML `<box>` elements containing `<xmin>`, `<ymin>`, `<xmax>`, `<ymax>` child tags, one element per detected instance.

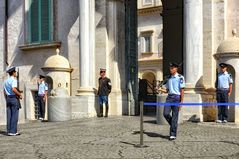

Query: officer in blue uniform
<box><xmin>159</xmin><ymin>62</ymin><xmax>185</xmax><ymax>140</ymax></box>
<box><xmin>37</xmin><ymin>75</ymin><xmax>48</xmax><ymax>121</ymax></box>
<box><xmin>216</xmin><ymin>63</ymin><xmax>233</xmax><ymax>123</ymax></box>
<box><xmin>3</xmin><ymin>67</ymin><xmax>22</xmax><ymax>136</ymax></box>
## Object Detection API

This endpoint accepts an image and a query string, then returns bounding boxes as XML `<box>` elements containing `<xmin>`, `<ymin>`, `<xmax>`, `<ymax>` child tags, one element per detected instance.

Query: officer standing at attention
<box><xmin>38</xmin><ymin>75</ymin><xmax>48</xmax><ymax>121</ymax></box>
<box><xmin>3</xmin><ymin>67</ymin><xmax>22</xmax><ymax>136</ymax></box>
<box><xmin>216</xmin><ymin>63</ymin><xmax>233</xmax><ymax>123</ymax></box>
<box><xmin>158</xmin><ymin>63</ymin><xmax>185</xmax><ymax>141</ymax></box>
<box><xmin>98</xmin><ymin>68</ymin><xmax>112</xmax><ymax>117</ymax></box>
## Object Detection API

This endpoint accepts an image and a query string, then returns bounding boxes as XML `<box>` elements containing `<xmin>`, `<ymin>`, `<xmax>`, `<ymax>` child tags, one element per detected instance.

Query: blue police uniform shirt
<box><xmin>38</xmin><ymin>81</ymin><xmax>48</xmax><ymax>95</ymax></box>
<box><xmin>217</xmin><ymin>71</ymin><xmax>233</xmax><ymax>89</ymax></box>
<box><xmin>4</xmin><ymin>76</ymin><xmax>18</xmax><ymax>96</ymax></box>
<box><xmin>165</xmin><ymin>73</ymin><xmax>185</xmax><ymax>95</ymax></box>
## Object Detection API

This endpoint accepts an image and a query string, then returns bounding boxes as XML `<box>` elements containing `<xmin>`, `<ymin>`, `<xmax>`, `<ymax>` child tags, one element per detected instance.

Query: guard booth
<box><xmin>41</xmin><ymin>48</ymin><xmax>73</xmax><ymax>121</ymax></box>
<box><xmin>214</xmin><ymin>29</ymin><xmax>239</xmax><ymax>123</ymax></box>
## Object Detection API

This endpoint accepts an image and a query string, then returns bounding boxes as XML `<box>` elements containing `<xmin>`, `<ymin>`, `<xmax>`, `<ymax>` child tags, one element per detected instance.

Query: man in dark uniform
<box><xmin>3</xmin><ymin>67</ymin><xmax>22</xmax><ymax>136</ymax></box>
<box><xmin>98</xmin><ymin>68</ymin><xmax>112</xmax><ymax>117</ymax></box>
<box><xmin>216</xmin><ymin>63</ymin><xmax>233</xmax><ymax>123</ymax></box>
<box><xmin>158</xmin><ymin>63</ymin><xmax>185</xmax><ymax>140</ymax></box>
<box><xmin>37</xmin><ymin>75</ymin><xmax>48</xmax><ymax>121</ymax></box>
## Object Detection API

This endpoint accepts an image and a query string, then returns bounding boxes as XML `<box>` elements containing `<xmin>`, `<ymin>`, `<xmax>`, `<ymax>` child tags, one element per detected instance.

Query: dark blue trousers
<box><xmin>6</xmin><ymin>97</ymin><xmax>19</xmax><ymax>134</ymax></box>
<box><xmin>163</xmin><ymin>94</ymin><xmax>180</xmax><ymax>137</ymax></box>
<box><xmin>216</xmin><ymin>90</ymin><xmax>229</xmax><ymax>121</ymax></box>
<box><xmin>38</xmin><ymin>96</ymin><xmax>45</xmax><ymax>119</ymax></box>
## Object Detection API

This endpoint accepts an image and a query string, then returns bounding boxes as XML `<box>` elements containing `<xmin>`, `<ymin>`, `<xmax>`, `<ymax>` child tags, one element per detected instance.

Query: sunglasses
<box><xmin>100</xmin><ymin>71</ymin><xmax>106</xmax><ymax>73</ymax></box>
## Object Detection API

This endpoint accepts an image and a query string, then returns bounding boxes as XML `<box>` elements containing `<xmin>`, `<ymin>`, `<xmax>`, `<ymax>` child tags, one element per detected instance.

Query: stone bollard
<box><xmin>156</xmin><ymin>94</ymin><xmax>183</xmax><ymax>125</ymax></box>
<box><xmin>48</xmin><ymin>87</ymin><xmax>71</xmax><ymax>121</ymax></box>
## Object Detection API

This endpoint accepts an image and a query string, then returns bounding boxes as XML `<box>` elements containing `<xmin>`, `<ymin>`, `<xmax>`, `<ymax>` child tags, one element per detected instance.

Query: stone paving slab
<box><xmin>0</xmin><ymin>116</ymin><xmax>239</xmax><ymax>159</ymax></box>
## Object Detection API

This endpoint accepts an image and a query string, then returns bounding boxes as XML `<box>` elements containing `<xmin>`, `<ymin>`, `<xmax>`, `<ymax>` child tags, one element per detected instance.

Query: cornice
<box><xmin>138</xmin><ymin>6</ymin><xmax>163</xmax><ymax>16</ymax></box>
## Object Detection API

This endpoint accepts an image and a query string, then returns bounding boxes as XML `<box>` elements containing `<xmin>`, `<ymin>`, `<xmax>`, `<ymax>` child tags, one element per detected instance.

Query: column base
<box><xmin>183</xmin><ymin>93</ymin><xmax>203</xmax><ymax>122</ymax></box>
<box><xmin>77</xmin><ymin>87</ymin><xmax>97</xmax><ymax>96</ymax></box>
<box><xmin>71</xmin><ymin>94</ymin><xmax>97</xmax><ymax>119</ymax></box>
<box><xmin>234</xmin><ymin>106</ymin><xmax>239</xmax><ymax>123</ymax></box>
<box><xmin>72</xmin><ymin>89</ymin><xmax>127</xmax><ymax>118</ymax></box>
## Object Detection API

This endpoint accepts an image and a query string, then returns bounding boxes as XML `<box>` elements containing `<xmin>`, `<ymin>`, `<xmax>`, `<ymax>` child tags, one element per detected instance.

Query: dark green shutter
<box><xmin>41</xmin><ymin>0</ymin><xmax>50</xmax><ymax>41</ymax></box>
<box><xmin>30</xmin><ymin>0</ymin><xmax>52</xmax><ymax>43</ymax></box>
<box><xmin>30</xmin><ymin>0</ymin><xmax>39</xmax><ymax>42</ymax></box>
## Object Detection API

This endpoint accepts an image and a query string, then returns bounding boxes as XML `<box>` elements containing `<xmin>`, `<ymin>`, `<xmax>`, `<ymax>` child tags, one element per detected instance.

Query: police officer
<box><xmin>3</xmin><ymin>67</ymin><xmax>22</xmax><ymax>136</ymax></box>
<box><xmin>98</xmin><ymin>68</ymin><xmax>112</xmax><ymax>117</ymax></box>
<box><xmin>158</xmin><ymin>63</ymin><xmax>185</xmax><ymax>140</ymax></box>
<box><xmin>37</xmin><ymin>75</ymin><xmax>48</xmax><ymax>121</ymax></box>
<box><xmin>216</xmin><ymin>63</ymin><xmax>233</xmax><ymax>123</ymax></box>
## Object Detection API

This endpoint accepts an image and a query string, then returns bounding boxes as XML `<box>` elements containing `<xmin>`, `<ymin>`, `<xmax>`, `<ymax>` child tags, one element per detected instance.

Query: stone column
<box><xmin>72</xmin><ymin>0</ymin><xmax>96</xmax><ymax>118</ymax></box>
<box><xmin>0</xmin><ymin>0</ymin><xmax>6</xmax><ymax>125</ymax></box>
<box><xmin>0</xmin><ymin>0</ymin><xmax>5</xmax><ymax>76</ymax></box>
<box><xmin>184</xmin><ymin>0</ymin><xmax>203</xmax><ymax>89</ymax></box>
<box><xmin>183</xmin><ymin>0</ymin><xmax>203</xmax><ymax>121</ymax></box>
<box><xmin>78</xmin><ymin>0</ymin><xmax>95</xmax><ymax>95</ymax></box>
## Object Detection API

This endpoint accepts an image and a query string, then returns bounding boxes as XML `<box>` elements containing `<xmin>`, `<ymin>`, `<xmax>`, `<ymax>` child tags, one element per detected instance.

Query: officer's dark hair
<box><xmin>8</xmin><ymin>71</ymin><xmax>16</xmax><ymax>76</ymax></box>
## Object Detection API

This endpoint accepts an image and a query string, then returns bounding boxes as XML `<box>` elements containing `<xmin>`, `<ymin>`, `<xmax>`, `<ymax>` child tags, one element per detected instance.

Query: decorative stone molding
<box><xmin>138</xmin><ymin>6</ymin><xmax>162</xmax><ymax>16</ymax></box>
<box><xmin>214</xmin><ymin>53</ymin><xmax>239</xmax><ymax>60</ymax></box>
<box><xmin>19</xmin><ymin>41</ymin><xmax>61</xmax><ymax>51</ymax></box>
<box><xmin>216</xmin><ymin>29</ymin><xmax>239</xmax><ymax>54</ymax></box>
<box><xmin>140</xmin><ymin>30</ymin><xmax>154</xmax><ymax>36</ymax></box>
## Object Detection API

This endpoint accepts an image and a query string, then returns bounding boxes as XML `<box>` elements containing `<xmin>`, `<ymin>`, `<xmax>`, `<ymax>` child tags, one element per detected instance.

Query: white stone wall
<box><xmin>138</xmin><ymin>14</ymin><xmax>163</xmax><ymax>55</ymax></box>
<box><xmin>56</xmin><ymin>0</ymin><xmax>80</xmax><ymax>96</ymax></box>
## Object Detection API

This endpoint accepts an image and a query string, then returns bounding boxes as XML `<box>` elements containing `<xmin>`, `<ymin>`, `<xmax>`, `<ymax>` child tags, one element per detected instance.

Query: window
<box><xmin>29</xmin><ymin>0</ymin><xmax>52</xmax><ymax>43</ymax></box>
<box><xmin>140</xmin><ymin>31</ymin><xmax>153</xmax><ymax>53</ymax></box>
<box><xmin>144</xmin><ymin>36</ymin><xmax>151</xmax><ymax>52</ymax></box>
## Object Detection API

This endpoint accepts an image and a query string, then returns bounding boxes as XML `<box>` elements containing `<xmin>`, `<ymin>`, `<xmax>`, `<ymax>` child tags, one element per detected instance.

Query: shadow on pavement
<box><xmin>0</xmin><ymin>131</ymin><xmax>8</xmax><ymax>136</ymax></box>
<box><xmin>144</xmin><ymin>132</ymin><xmax>169</xmax><ymax>139</ymax></box>
<box><xmin>143</xmin><ymin>120</ymin><xmax>157</xmax><ymax>124</ymax></box>
<box><xmin>120</xmin><ymin>141</ymin><xmax>137</xmax><ymax>147</ymax></box>
<box><xmin>132</xmin><ymin>130</ymin><xmax>169</xmax><ymax>139</ymax></box>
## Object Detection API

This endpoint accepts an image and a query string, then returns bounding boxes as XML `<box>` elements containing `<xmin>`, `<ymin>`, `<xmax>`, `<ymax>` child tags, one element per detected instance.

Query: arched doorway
<box><xmin>142</xmin><ymin>71</ymin><xmax>156</xmax><ymax>94</ymax></box>
<box><xmin>142</xmin><ymin>71</ymin><xmax>157</xmax><ymax>115</ymax></box>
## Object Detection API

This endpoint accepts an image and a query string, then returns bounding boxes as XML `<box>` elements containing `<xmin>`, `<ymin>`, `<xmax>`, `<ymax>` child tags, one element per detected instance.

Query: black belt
<box><xmin>168</xmin><ymin>94</ymin><xmax>180</xmax><ymax>96</ymax></box>
<box><xmin>7</xmin><ymin>95</ymin><xmax>16</xmax><ymax>98</ymax></box>
<box><xmin>217</xmin><ymin>88</ymin><xmax>229</xmax><ymax>91</ymax></box>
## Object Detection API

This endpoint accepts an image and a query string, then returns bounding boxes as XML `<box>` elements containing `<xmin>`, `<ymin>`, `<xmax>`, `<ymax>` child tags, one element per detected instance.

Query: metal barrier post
<box><xmin>135</xmin><ymin>101</ymin><xmax>148</xmax><ymax>148</ymax></box>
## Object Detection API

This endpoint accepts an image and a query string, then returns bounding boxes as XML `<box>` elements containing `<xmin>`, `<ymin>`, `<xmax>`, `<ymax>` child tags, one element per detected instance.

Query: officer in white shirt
<box><xmin>38</xmin><ymin>75</ymin><xmax>48</xmax><ymax>121</ymax></box>
<box><xmin>159</xmin><ymin>62</ymin><xmax>185</xmax><ymax>141</ymax></box>
<box><xmin>3</xmin><ymin>67</ymin><xmax>22</xmax><ymax>136</ymax></box>
<box><xmin>216</xmin><ymin>63</ymin><xmax>233</xmax><ymax>123</ymax></box>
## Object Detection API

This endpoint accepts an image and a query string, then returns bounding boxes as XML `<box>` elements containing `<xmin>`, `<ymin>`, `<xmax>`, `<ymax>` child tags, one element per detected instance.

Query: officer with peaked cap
<box><xmin>216</xmin><ymin>63</ymin><xmax>233</xmax><ymax>123</ymax></box>
<box><xmin>3</xmin><ymin>67</ymin><xmax>22</xmax><ymax>136</ymax></box>
<box><xmin>158</xmin><ymin>62</ymin><xmax>185</xmax><ymax>140</ymax></box>
<box><xmin>37</xmin><ymin>75</ymin><xmax>48</xmax><ymax>121</ymax></box>
<box><xmin>97</xmin><ymin>68</ymin><xmax>112</xmax><ymax>117</ymax></box>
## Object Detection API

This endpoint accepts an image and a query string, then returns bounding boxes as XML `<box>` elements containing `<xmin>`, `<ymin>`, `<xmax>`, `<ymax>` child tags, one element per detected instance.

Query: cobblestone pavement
<box><xmin>0</xmin><ymin>116</ymin><xmax>239</xmax><ymax>159</ymax></box>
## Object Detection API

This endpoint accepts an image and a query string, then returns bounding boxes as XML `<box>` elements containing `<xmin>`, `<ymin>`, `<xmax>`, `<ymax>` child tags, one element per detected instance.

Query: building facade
<box><xmin>0</xmin><ymin>0</ymin><xmax>138</xmax><ymax>124</ymax></box>
<box><xmin>138</xmin><ymin>0</ymin><xmax>163</xmax><ymax>93</ymax></box>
